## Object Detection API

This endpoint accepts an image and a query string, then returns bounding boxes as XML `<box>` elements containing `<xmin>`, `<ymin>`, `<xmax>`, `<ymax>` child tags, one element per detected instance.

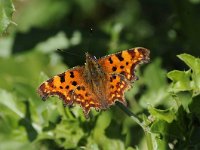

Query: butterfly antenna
<box><xmin>56</xmin><ymin>49</ymin><xmax>82</xmax><ymax>58</ymax></box>
<box><xmin>87</xmin><ymin>27</ymin><xmax>95</xmax><ymax>51</ymax></box>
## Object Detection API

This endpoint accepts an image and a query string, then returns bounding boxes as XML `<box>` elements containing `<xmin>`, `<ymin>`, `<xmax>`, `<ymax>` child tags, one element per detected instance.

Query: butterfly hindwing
<box><xmin>106</xmin><ymin>74</ymin><xmax>131</xmax><ymax>106</ymax></box>
<box><xmin>72</xmin><ymin>85</ymin><xmax>101</xmax><ymax>116</ymax></box>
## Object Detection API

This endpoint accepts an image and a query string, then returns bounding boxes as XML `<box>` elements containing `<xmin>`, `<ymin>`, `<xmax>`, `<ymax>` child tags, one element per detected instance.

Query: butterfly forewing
<box><xmin>98</xmin><ymin>47</ymin><xmax>150</xmax><ymax>81</ymax></box>
<box><xmin>38</xmin><ymin>66</ymin><xmax>85</xmax><ymax>105</ymax></box>
<box><xmin>38</xmin><ymin>66</ymin><xmax>103</xmax><ymax>116</ymax></box>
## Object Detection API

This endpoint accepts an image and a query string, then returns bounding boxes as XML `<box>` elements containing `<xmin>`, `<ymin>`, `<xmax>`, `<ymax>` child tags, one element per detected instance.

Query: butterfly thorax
<box><xmin>84</xmin><ymin>53</ymin><xmax>109</xmax><ymax>107</ymax></box>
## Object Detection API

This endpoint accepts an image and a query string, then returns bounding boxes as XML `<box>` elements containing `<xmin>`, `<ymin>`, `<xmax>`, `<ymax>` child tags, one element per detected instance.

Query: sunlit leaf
<box><xmin>35</xmin><ymin>32</ymin><xmax>70</xmax><ymax>53</ymax></box>
<box><xmin>168</xmin><ymin>53</ymin><xmax>200</xmax><ymax>96</ymax></box>
<box><xmin>139</xmin><ymin>58</ymin><xmax>169</xmax><ymax>107</ymax></box>
<box><xmin>167</xmin><ymin>70</ymin><xmax>192</xmax><ymax>92</ymax></box>
<box><xmin>15</xmin><ymin>0</ymin><xmax>70</xmax><ymax>32</ymax></box>
<box><xmin>178</xmin><ymin>53</ymin><xmax>200</xmax><ymax>96</ymax></box>
<box><xmin>148</xmin><ymin>106</ymin><xmax>176</xmax><ymax>123</ymax></box>
<box><xmin>0</xmin><ymin>0</ymin><xmax>15</xmax><ymax>34</ymax></box>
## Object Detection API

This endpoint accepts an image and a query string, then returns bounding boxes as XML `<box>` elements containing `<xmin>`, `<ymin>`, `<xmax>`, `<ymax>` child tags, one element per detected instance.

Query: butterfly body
<box><xmin>83</xmin><ymin>53</ymin><xmax>109</xmax><ymax>109</ymax></box>
<box><xmin>38</xmin><ymin>47</ymin><xmax>150</xmax><ymax>117</ymax></box>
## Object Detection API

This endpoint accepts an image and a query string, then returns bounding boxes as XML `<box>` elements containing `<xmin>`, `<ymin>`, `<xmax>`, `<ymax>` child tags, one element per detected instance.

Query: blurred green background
<box><xmin>1</xmin><ymin>0</ymin><xmax>200</xmax><ymax>149</ymax></box>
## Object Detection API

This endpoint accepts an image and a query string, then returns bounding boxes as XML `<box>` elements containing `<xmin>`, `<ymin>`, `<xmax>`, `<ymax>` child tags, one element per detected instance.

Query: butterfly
<box><xmin>37</xmin><ymin>47</ymin><xmax>150</xmax><ymax>117</ymax></box>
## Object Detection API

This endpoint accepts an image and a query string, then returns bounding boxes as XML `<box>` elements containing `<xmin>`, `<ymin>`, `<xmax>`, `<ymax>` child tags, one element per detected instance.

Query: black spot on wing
<box><xmin>59</xmin><ymin>73</ymin><xmax>65</xmax><ymax>83</ymax></box>
<box><xmin>77</xmin><ymin>86</ymin><xmax>81</xmax><ymax>90</ymax></box>
<box><xmin>70</xmin><ymin>71</ymin><xmax>74</xmax><ymax>78</ymax></box>
<box><xmin>76</xmin><ymin>86</ymin><xmax>85</xmax><ymax>91</ymax></box>
<box><xmin>120</xmin><ymin>65</ymin><xmax>124</xmax><ymax>69</ymax></box>
<box><xmin>112</xmin><ymin>66</ymin><xmax>117</xmax><ymax>71</ymax></box>
<box><xmin>72</xmin><ymin>81</ymin><xmax>77</xmax><ymax>86</ymax></box>
<box><xmin>116</xmin><ymin>52</ymin><xmax>124</xmax><ymax>61</ymax></box>
<box><xmin>110</xmin><ymin>85</ymin><xmax>114</xmax><ymax>89</ymax></box>
<box><xmin>127</xmin><ymin>49</ymin><xmax>136</xmax><ymax>58</ymax></box>
<box><xmin>108</xmin><ymin>57</ymin><xmax>113</xmax><ymax>64</ymax></box>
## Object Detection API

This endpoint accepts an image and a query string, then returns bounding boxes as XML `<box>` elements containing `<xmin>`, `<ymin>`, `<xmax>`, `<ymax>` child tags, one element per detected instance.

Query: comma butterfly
<box><xmin>37</xmin><ymin>47</ymin><xmax>150</xmax><ymax>117</ymax></box>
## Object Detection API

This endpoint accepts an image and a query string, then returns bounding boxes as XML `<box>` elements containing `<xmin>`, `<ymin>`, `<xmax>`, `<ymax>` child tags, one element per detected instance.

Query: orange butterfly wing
<box><xmin>98</xmin><ymin>47</ymin><xmax>150</xmax><ymax>105</ymax></box>
<box><xmin>37</xmin><ymin>66</ymin><xmax>100</xmax><ymax>116</ymax></box>
<box><xmin>105</xmin><ymin>74</ymin><xmax>131</xmax><ymax>106</ymax></box>
<box><xmin>98</xmin><ymin>47</ymin><xmax>150</xmax><ymax>81</ymax></box>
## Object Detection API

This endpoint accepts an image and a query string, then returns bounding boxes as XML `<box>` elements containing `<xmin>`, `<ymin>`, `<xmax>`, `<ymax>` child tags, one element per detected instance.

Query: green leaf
<box><xmin>139</xmin><ymin>58</ymin><xmax>170</xmax><ymax>107</ymax></box>
<box><xmin>35</xmin><ymin>32</ymin><xmax>71</xmax><ymax>53</ymax></box>
<box><xmin>53</xmin><ymin>119</ymin><xmax>84</xmax><ymax>149</ymax></box>
<box><xmin>0</xmin><ymin>0</ymin><xmax>15</xmax><ymax>34</ymax></box>
<box><xmin>0</xmin><ymin>89</ymin><xmax>38</xmax><ymax>150</ymax></box>
<box><xmin>150</xmin><ymin>120</ymin><xmax>168</xmax><ymax>149</ymax></box>
<box><xmin>0</xmin><ymin>36</ymin><xmax>13</xmax><ymax>57</ymax></box>
<box><xmin>148</xmin><ymin>106</ymin><xmax>176</xmax><ymax>123</ymax></box>
<box><xmin>178</xmin><ymin>53</ymin><xmax>200</xmax><ymax>96</ymax></box>
<box><xmin>173</xmin><ymin>91</ymin><xmax>192</xmax><ymax>112</ymax></box>
<box><xmin>168</xmin><ymin>53</ymin><xmax>200</xmax><ymax>96</ymax></box>
<box><xmin>150</xmin><ymin>106</ymin><xmax>193</xmax><ymax>149</ymax></box>
<box><xmin>15</xmin><ymin>0</ymin><xmax>70</xmax><ymax>32</ymax></box>
<box><xmin>177</xmin><ymin>54</ymin><xmax>200</xmax><ymax>75</ymax></box>
<box><xmin>167</xmin><ymin>70</ymin><xmax>192</xmax><ymax>92</ymax></box>
<box><xmin>0</xmin><ymin>89</ymin><xmax>24</xmax><ymax>117</ymax></box>
<box><xmin>143</xmin><ymin>58</ymin><xmax>167</xmax><ymax>91</ymax></box>
<box><xmin>88</xmin><ymin>112</ymin><xmax>125</xmax><ymax>150</ymax></box>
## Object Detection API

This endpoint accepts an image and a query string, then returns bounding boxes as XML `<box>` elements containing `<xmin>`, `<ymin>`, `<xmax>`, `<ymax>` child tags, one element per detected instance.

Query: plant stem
<box><xmin>145</xmin><ymin>131</ymin><xmax>154</xmax><ymax>150</ymax></box>
<box><xmin>62</xmin><ymin>104</ymin><xmax>74</xmax><ymax>119</ymax></box>
<box><xmin>116</xmin><ymin>101</ymin><xmax>147</xmax><ymax>130</ymax></box>
<box><xmin>116</xmin><ymin>101</ymin><xmax>153</xmax><ymax>150</ymax></box>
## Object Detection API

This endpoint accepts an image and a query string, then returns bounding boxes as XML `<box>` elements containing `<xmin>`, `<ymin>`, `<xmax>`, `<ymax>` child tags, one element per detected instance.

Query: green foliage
<box><xmin>148</xmin><ymin>54</ymin><xmax>200</xmax><ymax>149</ymax></box>
<box><xmin>0</xmin><ymin>0</ymin><xmax>15</xmax><ymax>34</ymax></box>
<box><xmin>15</xmin><ymin>0</ymin><xmax>70</xmax><ymax>32</ymax></box>
<box><xmin>1</xmin><ymin>0</ymin><xmax>200</xmax><ymax>150</ymax></box>
<box><xmin>168</xmin><ymin>53</ymin><xmax>200</xmax><ymax>96</ymax></box>
<box><xmin>148</xmin><ymin>106</ymin><xmax>176</xmax><ymax>123</ymax></box>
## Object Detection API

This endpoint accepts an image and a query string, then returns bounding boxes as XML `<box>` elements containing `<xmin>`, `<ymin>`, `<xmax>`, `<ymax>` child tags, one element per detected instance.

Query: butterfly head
<box><xmin>85</xmin><ymin>52</ymin><xmax>97</xmax><ymax>61</ymax></box>
<box><xmin>85</xmin><ymin>52</ymin><xmax>99</xmax><ymax>68</ymax></box>
<box><xmin>85</xmin><ymin>52</ymin><xmax>106</xmax><ymax>80</ymax></box>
